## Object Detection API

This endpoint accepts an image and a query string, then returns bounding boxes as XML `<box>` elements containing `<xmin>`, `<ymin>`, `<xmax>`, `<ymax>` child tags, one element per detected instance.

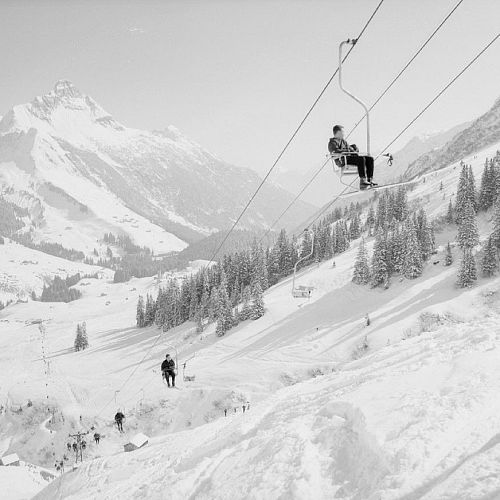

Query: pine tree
<box><xmin>478</xmin><ymin>159</ymin><xmax>495</xmax><ymax>211</ymax></box>
<box><xmin>457</xmin><ymin>248</ymin><xmax>477</xmax><ymax>288</ymax></box>
<box><xmin>366</xmin><ymin>205</ymin><xmax>375</xmax><ymax>230</ymax></box>
<box><xmin>492</xmin><ymin>197</ymin><xmax>500</xmax><ymax>249</ymax></box>
<box><xmin>403</xmin><ymin>219</ymin><xmax>423</xmax><ymax>279</ymax></box>
<box><xmin>136</xmin><ymin>295</ymin><xmax>145</xmax><ymax>327</ymax></box>
<box><xmin>352</xmin><ymin>238</ymin><xmax>370</xmax><ymax>284</ymax></box>
<box><xmin>74</xmin><ymin>324</ymin><xmax>83</xmax><ymax>351</ymax></box>
<box><xmin>238</xmin><ymin>285</ymin><xmax>251</xmax><ymax>321</ymax></box>
<box><xmin>250</xmin><ymin>281</ymin><xmax>265</xmax><ymax>320</ymax></box>
<box><xmin>195</xmin><ymin>310</ymin><xmax>204</xmax><ymax>334</ymax></box>
<box><xmin>444</xmin><ymin>242</ymin><xmax>453</xmax><ymax>266</ymax></box>
<box><xmin>74</xmin><ymin>322</ymin><xmax>89</xmax><ymax>351</ymax></box>
<box><xmin>457</xmin><ymin>200</ymin><xmax>479</xmax><ymax>249</ymax></box>
<box><xmin>370</xmin><ymin>231</ymin><xmax>389</xmax><ymax>288</ymax></box>
<box><xmin>481</xmin><ymin>236</ymin><xmax>498</xmax><ymax>277</ymax></box>
<box><xmin>81</xmin><ymin>322</ymin><xmax>89</xmax><ymax>349</ymax></box>
<box><xmin>215</xmin><ymin>283</ymin><xmax>233</xmax><ymax>337</ymax></box>
<box><xmin>446</xmin><ymin>199</ymin><xmax>454</xmax><ymax>224</ymax></box>
<box><xmin>467</xmin><ymin>165</ymin><xmax>477</xmax><ymax>212</ymax></box>
<box><xmin>415</xmin><ymin>209</ymin><xmax>434</xmax><ymax>261</ymax></box>
<box><xmin>455</xmin><ymin>164</ymin><xmax>469</xmax><ymax>224</ymax></box>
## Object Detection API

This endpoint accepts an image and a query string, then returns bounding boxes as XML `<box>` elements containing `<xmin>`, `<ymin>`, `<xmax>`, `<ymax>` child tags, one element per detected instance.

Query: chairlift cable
<box><xmin>302</xmin><ymin>32</ymin><xmax>500</xmax><ymax>231</ymax></box>
<box><xmin>258</xmin><ymin>0</ymin><xmax>467</xmax><ymax>243</ymax></box>
<box><xmin>204</xmin><ymin>0</ymin><xmax>386</xmax><ymax>266</ymax></box>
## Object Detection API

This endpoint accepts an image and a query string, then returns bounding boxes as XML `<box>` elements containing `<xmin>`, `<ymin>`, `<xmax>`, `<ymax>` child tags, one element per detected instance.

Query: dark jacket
<box><xmin>114</xmin><ymin>412</ymin><xmax>124</xmax><ymax>422</ymax></box>
<box><xmin>328</xmin><ymin>137</ymin><xmax>358</xmax><ymax>154</ymax></box>
<box><xmin>161</xmin><ymin>358</ymin><xmax>175</xmax><ymax>372</ymax></box>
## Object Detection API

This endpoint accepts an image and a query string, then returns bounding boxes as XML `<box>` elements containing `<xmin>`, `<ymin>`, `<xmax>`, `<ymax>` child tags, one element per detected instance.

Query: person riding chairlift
<box><xmin>328</xmin><ymin>125</ymin><xmax>377</xmax><ymax>189</ymax></box>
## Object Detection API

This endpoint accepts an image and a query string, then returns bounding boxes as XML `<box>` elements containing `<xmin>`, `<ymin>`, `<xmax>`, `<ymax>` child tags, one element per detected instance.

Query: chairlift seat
<box><xmin>292</xmin><ymin>285</ymin><xmax>314</xmax><ymax>298</ymax></box>
<box><xmin>329</xmin><ymin>153</ymin><xmax>360</xmax><ymax>176</ymax></box>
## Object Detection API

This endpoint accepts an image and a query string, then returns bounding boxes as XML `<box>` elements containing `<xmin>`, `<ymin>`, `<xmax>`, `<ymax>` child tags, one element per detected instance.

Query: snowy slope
<box><xmin>0</xmin><ymin>81</ymin><xmax>314</xmax><ymax>253</ymax></box>
<box><xmin>1</xmin><ymin>146</ymin><xmax>499</xmax><ymax>499</ymax></box>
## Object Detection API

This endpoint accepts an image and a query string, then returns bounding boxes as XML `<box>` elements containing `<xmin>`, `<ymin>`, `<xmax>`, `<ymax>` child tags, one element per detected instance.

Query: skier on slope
<box><xmin>114</xmin><ymin>410</ymin><xmax>125</xmax><ymax>432</ymax></box>
<box><xmin>161</xmin><ymin>353</ymin><xmax>176</xmax><ymax>388</ymax></box>
<box><xmin>328</xmin><ymin>124</ymin><xmax>377</xmax><ymax>189</ymax></box>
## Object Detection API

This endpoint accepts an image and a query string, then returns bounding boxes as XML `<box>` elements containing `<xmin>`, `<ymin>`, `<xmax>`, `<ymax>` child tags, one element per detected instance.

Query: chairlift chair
<box><xmin>328</xmin><ymin>39</ymin><xmax>392</xmax><ymax>189</ymax></box>
<box><xmin>292</xmin><ymin>229</ymin><xmax>315</xmax><ymax>298</ymax></box>
<box><xmin>182</xmin><ymin>353</ymin><xmax>196</xmax><ymax>382</ymax></box>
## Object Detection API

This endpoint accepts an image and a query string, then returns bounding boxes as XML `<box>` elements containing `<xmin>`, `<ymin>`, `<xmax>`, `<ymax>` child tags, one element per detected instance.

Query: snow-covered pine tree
<box><xmin>402</xmin><ymin>219</ymin><xmax>423</xmax><ymax>279</ymax></box>
<box><xmin>215</xmin><ymin>283</ymin><xmax>233</xmax><ymax>336</ymax></box>
<box><xmin>74</xmin><ymin>323</ymin><xmax>83</xmax><ymax>351</ymax></box>
<box><xmin>352</xmin><ymin>237</ymin><xmax>370</xmax><ymax>284</ymax></box>
<box><xmin>481</xmin><ymin>236</ymin><xmax>498</xmax><ymax>277</ymax></box>
<box><xmin>415</xmin><ymin>208</ymin><xmax>434</xmax><ymax>262</ymax></box>
<box><xmin>81</xmin><ymin>322</ymin><xmax>89</xmax><ymax>349</ymax></box>
<box><xmin>455</xmin><ymin>164</ymin><xmax>469</xmax><ymax>224</ymax></box>
<box><xmin>250</xmin><ymin>280</ymin><xmax>265</xmax><ymax>320</ymax></box>
<box><xmin>366</xmin><ymin>205</ymin><xmax>375</xmax><ymax>231</ymax></box>
<box><xmin>478</xmin><ymin>159</ymin><xmax>495</xmax><ymax>211</ymax></box>
<box><xmin>195</xmin><ymin>310</ymin><xmax>204</xmax><ymax>334</ymax></box>
<box><xmin>239</xmin><ymin>285</ymin><xmax>252</xmax><ymax>321</ymax></box>
<box><xmin>457</xmin><ymin>199</ymin><xmax>479</xmax><ymax>249</ymax></box>
<box><xmin>136</xmin><ymin>295</ymin><xmax>145</xmax><ymax>327</ymax></box>
<box><xmin>375</xmin><ymin>195</ymin><xmax>387</xmax><ymax>230</ymax></box>
<box><xmin>145</xmin><ymin>294</ymin><xmax>156</xmax><ymax>326</ymax></box>
<box><xmin>250</xmin><ymin>241</ymin><xmax>269</xmax><ymax>291</ymax></box>
<box><xmin>389</xmin><ymin>224</ymin><xmax>406</xmax><ymax>274</ymax></box>
<box><xmin>370</xmin><ymin>231</ymin><xmax>390</xmax><ymax>288</ymax></box>
<box><xmin>467</xmin><ymin>165</ymin><xmax>477</xmax><ymax>212</ymax></box>
<box><xmin>457</xmin><ymin>248</ymin><xmax>477</xmax><ymax>288</ymax></box>
<box><xmin>492</xmin><ymin>197</ymin><xmax>500</xmax><ymax>249</ymax></box>
<box><xmin>444</xmin><ymin>242</ymin><xmax>453</xmax><ymax>266</ymax></box>
<box><xmin>349</xmin><ymin>214</ymin><xmax>361</xmax><ymax>240</ymax></box>
<box><xmin>445</xmin><ymin>199</ymin><xmax>454</xmax><ymax>224</ymax></box>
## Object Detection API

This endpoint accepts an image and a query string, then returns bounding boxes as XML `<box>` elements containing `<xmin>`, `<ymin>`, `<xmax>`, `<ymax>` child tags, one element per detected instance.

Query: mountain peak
<box><xmin>52</xmin><ymin>80</ymin><xmax>82</xmax><ymax>99</ymax></box>
<box><xmin>0</xmin><ymin>81</ymin><xmax>124</xmax><ymax>136</ymax></box>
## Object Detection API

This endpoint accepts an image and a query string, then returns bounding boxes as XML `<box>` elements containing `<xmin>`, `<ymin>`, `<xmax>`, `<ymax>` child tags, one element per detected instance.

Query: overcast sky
<box><xmin>1</xmin><ymin>0</ymin><xmax>499</xmax><ymax>204</ymax></box>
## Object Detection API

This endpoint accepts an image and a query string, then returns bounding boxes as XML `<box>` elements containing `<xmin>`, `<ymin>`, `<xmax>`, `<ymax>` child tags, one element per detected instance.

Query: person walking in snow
<box><xmin>114</xmin><ymin>410</ymin><xmax>125</xmax><ymax>432</ymax></box>
<box><xmin>94</xmin><ymin>432</ymin><xmax>101</xmax><ymax>445</ymax></box>
<box><xmin>161</xmin><ymin>354</ymin><xmax>176</xmax><ymax>388</ymax></box>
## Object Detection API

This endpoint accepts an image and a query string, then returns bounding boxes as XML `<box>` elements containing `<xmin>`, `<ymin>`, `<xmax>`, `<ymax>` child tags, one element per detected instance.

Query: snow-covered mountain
<box><xmin>0</xmin><ymin>81</ymin><xmax>314</xmax><ymax>253</ymax></box>
<box><xmin>404</xmin><ymin>96</ymin><xmax>500</xmax><ymax>179</ymax></box>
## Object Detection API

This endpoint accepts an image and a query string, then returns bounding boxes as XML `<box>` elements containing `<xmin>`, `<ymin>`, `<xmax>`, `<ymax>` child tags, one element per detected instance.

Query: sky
<box><xmin>0</xmin><ymin>0</ymin><xmax>499</xmax><ymax>205</ymax></box>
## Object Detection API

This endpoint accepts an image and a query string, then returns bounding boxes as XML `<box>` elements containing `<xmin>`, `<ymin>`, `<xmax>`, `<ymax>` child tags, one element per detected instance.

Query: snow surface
<box><xmin>1</xmin><ymin>145</ymin><xmax>500</xmax><ymax>499</ymax></box>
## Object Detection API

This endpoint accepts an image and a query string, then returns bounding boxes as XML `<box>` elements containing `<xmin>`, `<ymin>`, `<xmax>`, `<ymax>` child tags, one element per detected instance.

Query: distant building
<box><xmin>1</xmin><ymin>453</ymin><xmax>20</xmax><ymax>466</ymax></box>
<box><xmin>124</xmin><ymin>433</ymin><xmax>149</xmax><ymax>452</ymax></box>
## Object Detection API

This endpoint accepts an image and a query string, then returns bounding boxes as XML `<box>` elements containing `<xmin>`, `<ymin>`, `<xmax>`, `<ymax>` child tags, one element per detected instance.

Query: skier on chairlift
<box><xmin>114</xmin><ymin>410</ymin><xmax>125</xmax><ymax>432</ymax></box>
<box><xmin>328</xmin><ymin>125</ymin><xmax>377</xmax><ymax>189</ymax></box>
<box><xmin>161</xmin><ymin>353</ymin><xmax>176</xmax><ymax>388</ymax></box>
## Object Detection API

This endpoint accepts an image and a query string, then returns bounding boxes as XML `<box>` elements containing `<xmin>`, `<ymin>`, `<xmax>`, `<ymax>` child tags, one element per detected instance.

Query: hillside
<box><xmin>404</xmin><ymin>96</ymin><xmax>500</xmax><ymax>179</ymax></box>
<box><xmin>377</xmin><ymin>121</ymin><xmax>470</xmax><ymax>184</ymax></box>
<box><xmin>0</xmin><ymin>81</ymin><xmax>314</xmax><ymax>254</ymax></box>
<box><xmin>0</xmin><ymin>142</ymin><xmax>499</xmax><ymax>499</ymax></box>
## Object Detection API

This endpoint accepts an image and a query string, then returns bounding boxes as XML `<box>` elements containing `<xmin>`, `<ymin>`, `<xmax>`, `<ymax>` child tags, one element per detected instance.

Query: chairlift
<box><xmin>162</xmin><ymin>342</ymin><xmax>179</xmax><ymax>377</ymax></box>
<box><xmin>328</xmin><ymin>39</ymin><xmax>392</xmax><ymax>188</ymax></box>
<box><xmin>292</xmin><ymin>229</ymin><xmax>315</xmax><ymax>299</ymax></box>
<box><xmin>182</xmin><ymin>353</ymin><xmax>196</xmax><ymax>382</ymax></box>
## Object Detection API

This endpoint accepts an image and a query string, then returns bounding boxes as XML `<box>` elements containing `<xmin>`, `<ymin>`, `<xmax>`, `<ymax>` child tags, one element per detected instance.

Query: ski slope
<box><xmin>0</xmin><ymin>145</ymin><xmax>499</xmax><ymax>499</ymax></box>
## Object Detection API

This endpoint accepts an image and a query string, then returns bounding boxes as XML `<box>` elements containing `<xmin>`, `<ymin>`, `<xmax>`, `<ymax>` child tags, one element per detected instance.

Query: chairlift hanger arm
<box><xmin>338</xmin><ymin>39</ymin><xmax>370</xmax><ymax>155</ymax></box>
